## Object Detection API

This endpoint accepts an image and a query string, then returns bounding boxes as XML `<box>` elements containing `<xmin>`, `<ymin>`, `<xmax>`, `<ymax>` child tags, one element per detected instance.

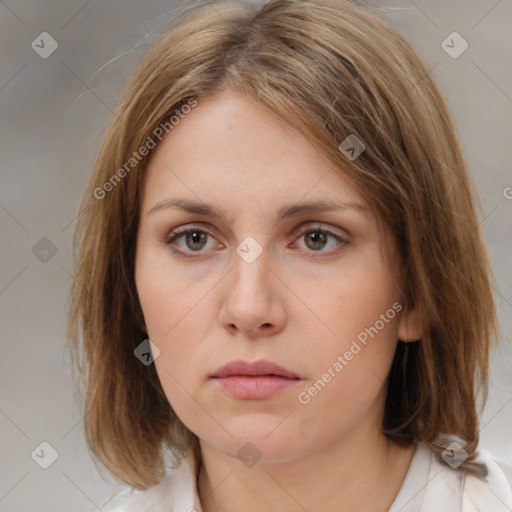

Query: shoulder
<box><xmin>461</xmin><ymin>449</ymin><xmax>512</xmax><ymax>512</ymax></box>
<box><xmin>101</xmin><ymin>487</ymin><xmax>161</xmax><ymax>512</ymax></box>
<box><xmin>99</xmin><ymin>450</ymin><xmax>202</xmax><ymax>512</ymax></box>
<box><xmin>422</xmin><ymin>445</ymin><xmax>512</xmax><ymax>512</ymax></box>
<box><xmin>100</xmin><ymin>474</ymin><xmax>177</xmax><ymax>512</ymax></box>
<box><xmin>391</xmin><ymin>442</ymin><xmax>512</xmax><ymax>512</ymax></box>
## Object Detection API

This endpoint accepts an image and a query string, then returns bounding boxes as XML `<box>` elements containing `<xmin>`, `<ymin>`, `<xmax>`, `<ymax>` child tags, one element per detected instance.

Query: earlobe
<box><xmin>397</xmin><ymin>306</ymin><xmax>422</xmax><ymax>342</ymax></box>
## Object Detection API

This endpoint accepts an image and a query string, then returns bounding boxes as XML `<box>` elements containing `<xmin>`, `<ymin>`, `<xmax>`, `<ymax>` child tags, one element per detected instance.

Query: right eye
<box><xmin>163</xmin><ymin>226</ymin><xmax>221</xmax><ymax>259</ymax></box>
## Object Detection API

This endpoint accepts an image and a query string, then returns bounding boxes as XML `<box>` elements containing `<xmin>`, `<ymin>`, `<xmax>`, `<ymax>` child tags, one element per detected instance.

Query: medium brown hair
<box><xmin>66</xmin><ymin>0</ymin><xmax>498</xmax><ymax>490</ymax></box>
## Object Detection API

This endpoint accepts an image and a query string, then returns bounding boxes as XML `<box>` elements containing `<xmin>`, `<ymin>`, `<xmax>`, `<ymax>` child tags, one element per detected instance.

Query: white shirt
<box><xmin>102</xmin><ymin>442</ymin><xmax>512</xmax><ymax>512</ymax></box>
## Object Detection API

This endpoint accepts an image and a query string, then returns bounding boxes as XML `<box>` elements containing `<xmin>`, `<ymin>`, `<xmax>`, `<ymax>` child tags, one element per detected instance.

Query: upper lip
<box><xmin>211</xmin><ymin>359</ymin><xmax>300</xmax><ymax>379</ymax></box>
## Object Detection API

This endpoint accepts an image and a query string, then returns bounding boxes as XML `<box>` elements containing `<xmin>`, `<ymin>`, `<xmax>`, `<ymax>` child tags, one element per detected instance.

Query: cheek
<box><xmin>135</xmin><ymin>246</ymin><xmax>213</xmax><ymax>398</ymax></box>
<box><xmin>296</xmin><ymin>246</ymin><xmax>400</xmax><ymax>353</ymax></box>
<box><xmin>293</xmin><ymin>319</ymin><xmax>398</xmax><ymax>447</ymax></box>
<box><xmin>292</xmin><ymin>250</ymin><xmax>400</xmax><ymax>413</ymax></box>
<box><xmin>135</xmin><ymin>244</ymin><xmax>203</xmax><ymax>339</ymax></box>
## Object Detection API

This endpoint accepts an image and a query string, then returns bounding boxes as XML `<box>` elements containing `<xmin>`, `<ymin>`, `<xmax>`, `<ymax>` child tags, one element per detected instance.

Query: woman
<box><xmin>66</xmin><ymin>0</ymin><xmax>512</xmax><ymax>510</ymax></box>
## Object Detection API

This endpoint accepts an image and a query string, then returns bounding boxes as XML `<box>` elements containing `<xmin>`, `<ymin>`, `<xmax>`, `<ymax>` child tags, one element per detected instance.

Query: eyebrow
<box><xmin>148</xmin><ymin>197</ymin><xmax>368</xmax><ymax>223</ymax></box>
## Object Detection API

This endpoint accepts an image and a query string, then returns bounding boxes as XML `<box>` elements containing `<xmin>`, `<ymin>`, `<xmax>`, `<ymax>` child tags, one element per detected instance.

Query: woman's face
<box><xmin>135</xmin><ymin>89</ymin><xmax>417</xmax><ymax>463</ymax></box>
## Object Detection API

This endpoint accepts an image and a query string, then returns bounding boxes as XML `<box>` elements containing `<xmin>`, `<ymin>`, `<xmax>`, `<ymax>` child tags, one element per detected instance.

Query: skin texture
<box><xmin>135</xmin><ymin>88</ymin><xmax>421</xmax><ymax>512</ymax></box>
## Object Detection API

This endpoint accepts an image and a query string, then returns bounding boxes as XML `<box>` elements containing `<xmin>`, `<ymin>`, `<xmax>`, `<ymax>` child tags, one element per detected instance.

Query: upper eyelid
<box><xmin>291</xmin><ymin>223</ymin><xmax>347</xmax><ymax>237</ymax></box>
<box><xmin>168</xmin><ymin>221</ymin><xmax>349</xmax><ymax>236</ymax></box>
<box><xmin>166</xmin><ymin>223</ymin><xmax>349</xmax><ymax>245</ymax></box>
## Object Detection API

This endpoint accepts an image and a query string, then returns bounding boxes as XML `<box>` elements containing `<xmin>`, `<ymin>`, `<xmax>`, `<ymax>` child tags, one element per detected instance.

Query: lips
<box><xmin>211</xmin><ymin>359</ymin><xmax>299</xmax><ymax>379</ymax></box>
<box><xmin>210</xmin><ymin>360</ymin><xmax>301</xmax><ymax>400</ymax></box>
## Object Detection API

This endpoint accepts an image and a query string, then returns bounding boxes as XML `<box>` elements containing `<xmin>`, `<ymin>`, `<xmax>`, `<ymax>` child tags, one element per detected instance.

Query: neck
<box><xmin>197</xmin><ymin>425</ymin><xmax>415</xmax><ymax>512</ymax></box>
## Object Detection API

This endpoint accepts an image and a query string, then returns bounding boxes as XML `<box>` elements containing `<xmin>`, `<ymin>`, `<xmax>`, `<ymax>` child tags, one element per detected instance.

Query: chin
<box><xmin>200</xmin><ymin>422</ymin><xmax>309</xmax><ymax>466</ymax></box>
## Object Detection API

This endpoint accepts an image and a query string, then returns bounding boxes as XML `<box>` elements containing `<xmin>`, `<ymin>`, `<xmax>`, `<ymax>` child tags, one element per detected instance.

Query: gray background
<box><xmin>0</xmin><ymin>0</ymin><xmax>511</xmax><ymax>510</ymax></box>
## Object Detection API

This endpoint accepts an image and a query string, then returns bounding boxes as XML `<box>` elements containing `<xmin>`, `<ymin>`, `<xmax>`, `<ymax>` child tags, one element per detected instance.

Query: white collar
<box><xmin>103</xmin><ymin>441</ymin><xmax>512</xmax><ymax>512</ymax></box>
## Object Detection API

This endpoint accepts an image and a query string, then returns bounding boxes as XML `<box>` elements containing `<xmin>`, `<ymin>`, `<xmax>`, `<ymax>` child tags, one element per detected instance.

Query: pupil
<box><xmin>186</xmin><ymin>231</ymin><xmax>207</xmax><ymax>250</ymax></box>
<box><xmin>307</xmin><ymin>231</ymin><xmax>326</xmax><ymax>250</ymax></box>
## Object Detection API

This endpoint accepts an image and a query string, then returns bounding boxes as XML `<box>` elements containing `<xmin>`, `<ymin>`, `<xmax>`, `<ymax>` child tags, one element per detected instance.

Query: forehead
<box><xmin>142</xmin><ymin>90</ymin><xmax>367</xmax><ymax>221</ymax></box>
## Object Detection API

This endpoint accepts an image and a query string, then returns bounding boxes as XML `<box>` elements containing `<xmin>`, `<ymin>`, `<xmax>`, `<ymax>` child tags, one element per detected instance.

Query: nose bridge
<box><xmin>230</xmin><ymin>237</ymin><xmax>272</xmax><ymax>302</ymax></box>
<box><xmin>219</xmin><ymin>236</ymin><xmax>286</xmax><ymax>336</ymax></box>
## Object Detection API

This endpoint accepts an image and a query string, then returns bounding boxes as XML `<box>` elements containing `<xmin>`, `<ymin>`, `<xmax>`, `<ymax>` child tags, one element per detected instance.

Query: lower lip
<box><xmin>212</xmin><ymin>375</ymin><xmax>301</xmax><ymax>399</ymax></box>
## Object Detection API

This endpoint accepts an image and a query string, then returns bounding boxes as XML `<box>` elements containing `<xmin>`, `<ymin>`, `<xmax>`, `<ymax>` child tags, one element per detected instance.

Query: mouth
<box><xmin>210</xmin><ymin>359</ymin><xmax>300</xmax><ymax>379</ymax></box>
<box><xmin>210</xmin><ymin>360</ymin><xmax>301</xmax><ymax>400</ymax></box>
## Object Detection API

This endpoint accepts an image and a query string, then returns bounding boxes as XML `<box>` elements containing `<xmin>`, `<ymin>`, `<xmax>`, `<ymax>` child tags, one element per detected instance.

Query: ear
<box><xmin>397</xmin><ymin>306</ymin><xmax>422</xmax><ymax>342</ymax></box>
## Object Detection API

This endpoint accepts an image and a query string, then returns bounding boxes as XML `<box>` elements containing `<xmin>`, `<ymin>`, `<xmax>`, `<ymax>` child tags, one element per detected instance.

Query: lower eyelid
<box><xmin>164</xmin><ymin>227</ymin><xmax>348</xmax><ymax>256</ymax></box>
<box><xmin>164</xmin><ymin>229</ymin><xmax>216</xmax><ymax>250</ymax></box>
<box><xmin>292</xmin><ymin>230</ymin><xmax>347</xmax><ymax>252</ymax></box>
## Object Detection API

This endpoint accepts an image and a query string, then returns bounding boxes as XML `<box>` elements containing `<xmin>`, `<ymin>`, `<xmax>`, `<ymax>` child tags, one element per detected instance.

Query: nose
<box><xmin>218</xmin><ymin>247</ymin><xmax>287</xmax><ymax>338</ymax></box>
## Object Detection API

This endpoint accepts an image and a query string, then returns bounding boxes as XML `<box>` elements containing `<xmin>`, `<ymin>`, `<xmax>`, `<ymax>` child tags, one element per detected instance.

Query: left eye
<box><xmin>294</xmin><ymin>227</ymin><xmax>345</xmax><ymax>253</ymax></box>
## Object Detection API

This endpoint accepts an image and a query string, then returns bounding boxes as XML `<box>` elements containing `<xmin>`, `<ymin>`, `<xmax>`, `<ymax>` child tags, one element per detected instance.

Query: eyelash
<box><xmin>162</xmin><ymin>224</ymin><xmax>349</xmax><ymax>260</ymax></box>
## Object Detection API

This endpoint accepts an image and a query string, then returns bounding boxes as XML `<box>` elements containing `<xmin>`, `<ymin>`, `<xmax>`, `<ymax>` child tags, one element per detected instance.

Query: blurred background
<box><xmin>1</xmin><ymin>0</ymin><xmax>511</xmax><ymax>510</ymax></box>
